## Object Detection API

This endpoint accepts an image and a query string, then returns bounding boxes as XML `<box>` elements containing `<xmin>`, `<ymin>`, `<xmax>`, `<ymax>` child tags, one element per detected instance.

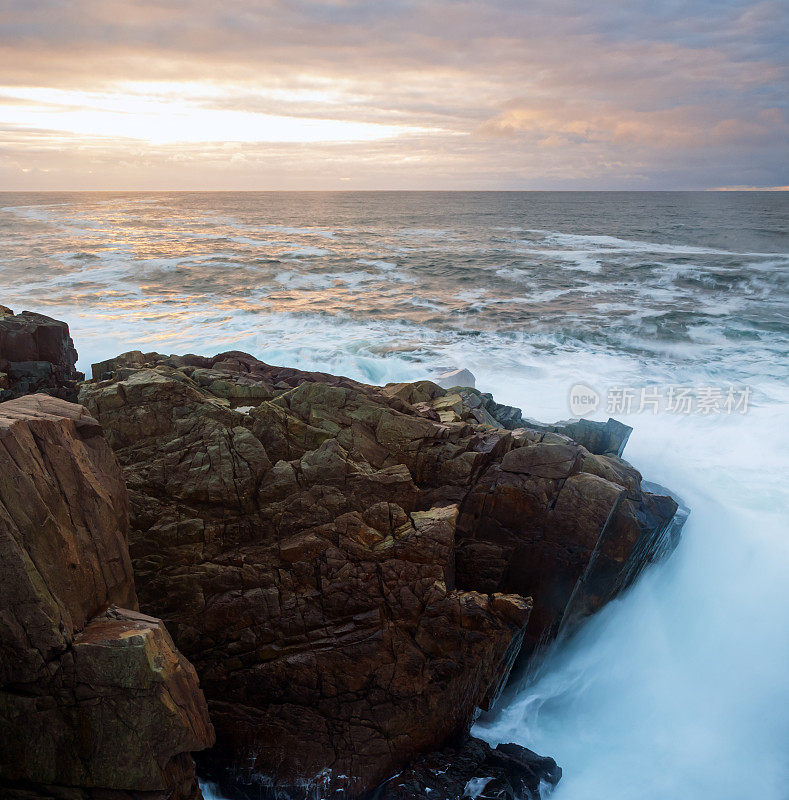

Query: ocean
<box><xmin>1</xmin><ymin>191</ymin><xmax>787</xmax><ymax>800</ymax></box>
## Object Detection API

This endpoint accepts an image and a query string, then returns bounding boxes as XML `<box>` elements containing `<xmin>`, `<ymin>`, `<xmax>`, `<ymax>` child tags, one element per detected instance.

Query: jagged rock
<box><xmin>455</xmin><ymin>388</ymin><xmax>632</xmax><ymax>455</ymax></box>
<box><xmin>0</xmin><ymin>394</ymin><xmax>214</xmax><ymax>800</ymax></box>
<box><xmin>80</xmin><ymin>349</ymin><xmax>684</xmax><ymax>796</ymax></box>
<box><xmin>375</xmin><ymin>736</ymin><xmax>561</xmax><ymax>800</ymax></box>
<box><xmin>455</xmin><ymin>439</ymin><xmax>678</xmax><ymax>656</ymax></box>
<box><xmin>0</xmin><ymin>311</ymin><xmax>84</xmax><ymax>402</ymax></box>
<box><xmin>80</xmin><ymin>363</ymin><xmax>531</xmax><ymax>797</ymax></box>
<box><xmin>520</xmin><ymin>416</ymin><xmax>632</xmax><ymax>457</ymax></box>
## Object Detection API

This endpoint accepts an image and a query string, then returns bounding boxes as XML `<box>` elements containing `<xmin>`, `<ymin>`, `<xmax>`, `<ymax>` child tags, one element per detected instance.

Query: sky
<box><xmin>0</xmin><ymin>0</ymin><xmax>787</xmax><ymax>190</ymax></box>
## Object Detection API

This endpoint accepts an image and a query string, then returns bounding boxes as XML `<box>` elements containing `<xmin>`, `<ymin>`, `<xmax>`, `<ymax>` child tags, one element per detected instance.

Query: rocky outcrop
<box><xmin>80</xmin><ymin>349</ymin><xmax>683</xmax><ymax>796</ymax></box>
<box><xmin>0</xmin><ymin>309</ymin><xmax>84</xmax><ymax>403</ymax></box>
<box><xmin>375</xmin><ymin>736</ymin><xmax>561</xmax><ymax>800</ymax></box>
<box><xmin>455</xmin><ymin>386</ymin><xmax>632</xmax><ymax>455</ymax></box>
<box><xmin>455</xmin><ymin>433</ymin><xmax>677</xmax><ymax>656</ymax></box>
<box><xmin>0</xmin><ymin>394</ymin><xmax>214</xmax><ymax>799</ymax></box>
<box><xmin>79</xmin><ymin>358</ymin><xmax>531</xmax><ymax>796</ymax></box>
<box><xmin>519</xmin><ymin>416</ymin><xmax>632</xmax><ymax>458</ymax></box>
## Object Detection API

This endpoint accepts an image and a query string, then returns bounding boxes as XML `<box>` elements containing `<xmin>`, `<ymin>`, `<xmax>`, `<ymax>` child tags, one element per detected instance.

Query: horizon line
<box><xmin>1</xmin><ymin>187</ymin><xmax>788</xmax><ymax>193</ymax></box>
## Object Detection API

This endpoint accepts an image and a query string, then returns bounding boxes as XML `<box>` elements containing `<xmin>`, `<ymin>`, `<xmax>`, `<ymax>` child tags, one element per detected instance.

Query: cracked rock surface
<box><xmin>0</xmin><ymin>394</ymin><xmax>214</xmax><ymax>800</ymax></box>
<box><xmin>80</xmin><ymin>350</ymin><xmax>682</xmax><ymax>797</ymax></box>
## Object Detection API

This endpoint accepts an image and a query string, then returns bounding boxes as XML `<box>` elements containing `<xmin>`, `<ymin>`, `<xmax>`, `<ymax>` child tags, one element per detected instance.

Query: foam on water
<box><xmin>1</xmin><ymin>190</ymin><xmax>787</xmax><ymax>800</ymax></box>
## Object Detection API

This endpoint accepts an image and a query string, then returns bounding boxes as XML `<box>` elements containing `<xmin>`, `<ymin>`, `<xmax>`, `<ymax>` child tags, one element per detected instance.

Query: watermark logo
<box><xmin>568</xmin><ymin>383</ymin><xmax>601</xmax><ymax>417</ymax></box>
<box><xmin>568</xmin><ymin>384</ymin><xmax>752</xmax><ymax>416</ymax></box>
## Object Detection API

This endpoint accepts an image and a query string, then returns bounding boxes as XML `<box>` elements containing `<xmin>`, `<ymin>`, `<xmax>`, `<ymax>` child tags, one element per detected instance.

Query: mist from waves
<box><xmin>0</xmin><ymin>191</ymin><xmax>787</xmax><ymax>800</ymax></box>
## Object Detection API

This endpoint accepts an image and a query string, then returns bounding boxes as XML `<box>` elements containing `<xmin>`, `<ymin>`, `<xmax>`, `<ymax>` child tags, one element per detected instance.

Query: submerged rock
<box><xmin>0</xmin><ymin>310</ymin><xmax>84</xmax><ymax>402</ymax></box>
<box><xmin>0</xmin><ymin>394</ymin><xmax>214</xmax><ymax>799</ymax></box>
<box><xmin>80</xmin><ymin>349</ymin><xmax>684</xmax><ymax>797</ymax></box>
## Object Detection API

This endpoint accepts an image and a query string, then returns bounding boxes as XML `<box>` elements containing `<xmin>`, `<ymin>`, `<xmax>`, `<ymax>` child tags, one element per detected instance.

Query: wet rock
<box><xmin>455</xmin><ymin>439</ymin><xmax>678</xmax><ymax>655</ymax></box>
<box><xmin>80</xmin><ymin>363</ymin><xmax>530</xmax><ymax>797</ymax></box>
<box><xmin>456</xmin><ymin>388</ymin><xmax>632</xmax><ymax>456</ymax></box>
<box><xmin>375</xmin><ymin>735</ymin><xmax>561</xmax><ymax>800</ymax></box>
<box><xmin>521</xmin><ymin>416</ymin><xmax>633</xmax><ymax>457</ymax></box>
<box><xmin>0</xmin><ymin>311</ymin><xmax>84</xmax><ymax>402</ymax></box>
<box><xmin>79</xmin><ymin>350</ymin><xmax>684</xmax><ymax>796</ymax></box>
<box><xmin>0</xmin><ymin>394</ymin><xmax>214</xmax><ymax>799</ymax></box>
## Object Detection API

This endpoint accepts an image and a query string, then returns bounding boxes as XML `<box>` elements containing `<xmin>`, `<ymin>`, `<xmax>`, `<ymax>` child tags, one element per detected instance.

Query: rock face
<box><xmin>456</xmin><ymin>386</ymin><xmax>633</xmax><ymax>455</ymax></box>
<box><xmin>455</xmin><ymin>432</ymin><xmax>678</xmax><ymax>655</ymax></box>
<box><xmin>0</xmin><ymin>394</ymin><xmax>214</xmax><ymax>799</ymax></box>
<box><xmin>0</xmin><ymin>309</ymin><xmax>84</xmax><ymax>403</ymax></box>
<box><xmin>375</xmin><ymin>736</ymin><xmax>561</xmax><ymax>800</ymax></box>
<box><xmin>80</xmin><ymin>350</ymin><xmax>683</xmax><ymax>796</ymax></box>
<box><xmin>79</xmin><ymin>356</ymin><xmax>531</xmax><ymax>796</ymax></box>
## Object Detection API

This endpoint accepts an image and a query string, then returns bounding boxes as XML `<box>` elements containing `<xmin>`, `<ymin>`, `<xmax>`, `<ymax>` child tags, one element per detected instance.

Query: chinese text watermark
<box><xmin>569</xmin><ymin>384</ymin><xmax>751</xmax><ymax>417</ymax></box>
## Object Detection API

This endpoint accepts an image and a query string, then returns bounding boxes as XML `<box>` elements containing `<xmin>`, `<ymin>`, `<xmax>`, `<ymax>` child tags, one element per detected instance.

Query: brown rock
<box><xmin>0</xmin><ymin>311</ymin><xmax>84</xmax><ymax>402</ymax></box>
<box><xmin>456</xmin><ymin>441</ymin><xmax>678</xmax><ymax>654</ymax></box>
<box><xmin>79</xmin><ymin>350</ymin><xmax>683</xmax><ymax>795</ymax></box>
<box><xmin>0</xmin><ymin>395</ymin><xmax>214</xmax><ymax>799</ymax></box>
<box><xmin>80</xmin><ymin>363</ymin><xmax>531</xmax><ymax>796</ymax></box>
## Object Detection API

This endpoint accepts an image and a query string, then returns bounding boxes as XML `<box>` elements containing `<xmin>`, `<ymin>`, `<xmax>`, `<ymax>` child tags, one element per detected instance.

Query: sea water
<box><xmin>1</xmin><ymin>191</ymin><xmax>786</xmax><ymax>800</ymax></box>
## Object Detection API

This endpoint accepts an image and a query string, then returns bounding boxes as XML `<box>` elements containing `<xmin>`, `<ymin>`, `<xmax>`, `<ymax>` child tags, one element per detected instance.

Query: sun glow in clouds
<box><xmin>0</xmin><ymin>84</ymin><xmax>434</xmax><ymax>144</ymax></box>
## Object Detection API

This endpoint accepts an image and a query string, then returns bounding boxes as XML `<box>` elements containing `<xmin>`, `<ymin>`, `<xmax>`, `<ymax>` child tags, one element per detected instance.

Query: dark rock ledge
<box><xmin>0</xmin><ymin>312</ymin><xmax>687</xmax><ymax>800</ymax></box>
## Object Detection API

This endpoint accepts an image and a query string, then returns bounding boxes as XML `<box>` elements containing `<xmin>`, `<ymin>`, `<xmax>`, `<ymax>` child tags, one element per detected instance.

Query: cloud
<box><xmin>478</xmin><ymin>102</ymin><xmax>788</xmax><ymax>150</ymax></box>
<box><xmin>0</xmin><ymin>0</ymin><xmax>786</xmax><ymax>188</ymax></box>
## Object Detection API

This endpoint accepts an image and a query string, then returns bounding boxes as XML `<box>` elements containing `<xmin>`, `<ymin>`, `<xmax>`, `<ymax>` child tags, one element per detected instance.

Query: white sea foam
<box><xmin>357</xmin><ymin>258</ymin><xmax>398</xmax><ymax>270</ymax></box>
<box><xmin>285</xmin><ymin>245</ymin><xmax>332</xmax><ymax>257</ymax></box>
<box><xmin>521</xmin><ymin>228</ymin><xmax>789</xmax><ymax>258</ymax></box>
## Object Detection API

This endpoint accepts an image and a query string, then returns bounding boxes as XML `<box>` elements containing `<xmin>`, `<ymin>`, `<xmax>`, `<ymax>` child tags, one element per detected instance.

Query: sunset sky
<box><xmin>1</xmin><ymin>0</ymin><xmax>787</xmax><ymax>190</ymax></box>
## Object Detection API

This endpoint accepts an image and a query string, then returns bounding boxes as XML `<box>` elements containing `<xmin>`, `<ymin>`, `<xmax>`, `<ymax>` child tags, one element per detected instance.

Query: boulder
<box><xmin>80</xmin><ymin>361</ymin><xmax>533</xmax><ymax>796</ymax></box>
<box><xmin>0</xmin><ymin>311</ymin><xmax>84</xmax><ymax>402</ymax></box>
<box><xmin>80</xmin><ymin>350</ymin><xmax>685</xmax><ymax>796</ymax></box>
<box><xmin>435</xmin><ymin>367</ymin><xmax>476</xmax><ymax>390</ymax></box>
<box><xmin>0</xmin><ymin>394</ymin><xmax>214</xmax><ymax>799</ymax></box>
<box><xmin>375</xmin><ymin>736</ymin><xmax>561</xmax><ymax>800</ymax></box>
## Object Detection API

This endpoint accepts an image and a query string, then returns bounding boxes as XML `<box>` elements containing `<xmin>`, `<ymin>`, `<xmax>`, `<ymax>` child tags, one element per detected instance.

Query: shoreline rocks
<box><xmin>0</xmin><ymin>394</ymin><xmax>214</xmax><ymax>799</ymax></box>
<box><xmin>0</xmin><ymin>317</ymin><xmax>689</xmax><ymax>800</ymax></box>
<box><xmin>78</xmin><ymin>348</ymin><xmax>684</xmax><ymax>797</ymax></box>
<box><xmin>374</xmin><ymin>735</ymin><xmax>561</xmax><ymax>800</ymax></box>
<box><xmin>79</xmin><ymin>358</ymin><xmax>533</xmax><ymax>796</ymax></box>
